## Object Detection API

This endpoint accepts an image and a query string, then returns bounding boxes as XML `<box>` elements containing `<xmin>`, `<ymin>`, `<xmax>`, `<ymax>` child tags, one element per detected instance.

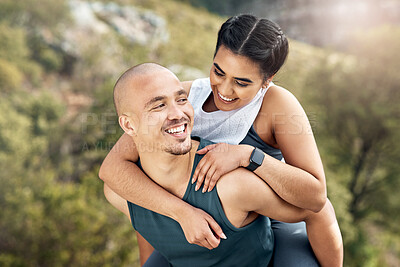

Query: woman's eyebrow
<box><xmin>214</xmin><ymin>63</ymin><xmax>253</xmax><ymax>83</ymax></box>
<box><xmin>214</xmin><ymin>63</ymin><xmax>225</xmax><ymax>74</ymax></box>
<box><xmin>235</xmin><ymin>77</ymin><xmax>253</xmax><ymax>83</ymax></box>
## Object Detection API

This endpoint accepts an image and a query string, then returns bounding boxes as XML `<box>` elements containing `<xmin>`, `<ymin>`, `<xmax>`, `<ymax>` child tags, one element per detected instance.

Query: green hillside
<box><xmin>0</xmin><ymin>0</ymin><xmax>399</xmax><ymax>266</ymax></box>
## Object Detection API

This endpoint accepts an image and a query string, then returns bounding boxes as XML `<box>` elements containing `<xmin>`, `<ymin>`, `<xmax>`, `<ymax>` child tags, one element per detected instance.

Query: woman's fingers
<box><xmin>196</xmin><ymin>144</ymin><xmax>218</xmax><ymax>155</ymax></box>
<box><xmin>195</xmin><ymin>159</ymin><xmax>212</xmax><ymax>191</ymax></box>
<box><xmin>192</xmin><ymin>156</ymin><xmax>207</xmax><ymax>184</ymax></box>
<box><xmin>193</xmin><ymin>143</ymin><xmax>239</xmax><ymax>192</ymax></box>
<box><xmin>207</xmin><ymin>171</ymin><xmax>221</xmax><ymax>192</ymax></box>
<box><xmin>202</xmin><ymin>166</ymin><xmax>217</xmax><ymax>193</ymax></box>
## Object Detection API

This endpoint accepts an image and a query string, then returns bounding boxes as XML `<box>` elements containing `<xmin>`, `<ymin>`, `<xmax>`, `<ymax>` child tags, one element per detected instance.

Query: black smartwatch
<box><xmin>245</xmin><ymin>147</ymin><xmax>265</xmax><ymax>172</ymax></box>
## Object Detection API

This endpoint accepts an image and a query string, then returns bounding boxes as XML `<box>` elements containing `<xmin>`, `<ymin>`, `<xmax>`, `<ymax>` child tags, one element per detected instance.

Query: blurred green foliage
<box><xmin>0</xmin><ymin>0</ymin><xmax>70</xmax><ymax>29</ymax></box>
<box><xmin>0</xmin><ymin>0</ymin><xmax>399</xmax><ymax>266</ymax></box>
<box><xmin>174</xmin><ymin>0</ymin><xmax>244</xmax><ymax>16</ymax></box>
<box><xmin>0</xmin><ymin>59</ymin><xmax>23</xmax><ymax>92</ymax></box>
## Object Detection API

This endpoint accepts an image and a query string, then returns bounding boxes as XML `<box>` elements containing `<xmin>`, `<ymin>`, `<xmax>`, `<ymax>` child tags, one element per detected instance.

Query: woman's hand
<box><xmin>192</xmin><ymin>143</ymin><xmax>254</xmax><ymax>193</ymax></box>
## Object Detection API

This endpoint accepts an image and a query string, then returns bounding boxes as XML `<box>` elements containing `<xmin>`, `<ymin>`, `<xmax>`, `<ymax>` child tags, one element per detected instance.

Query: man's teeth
<box><xmin>166</xmin><ymin>125</ymin><xmax>185</xmax><ymax>134</ymax></box>
<box><xmin>218</xmin><ymin>92</ymin><xmax>235</xmax><ymax>102</ymax></box>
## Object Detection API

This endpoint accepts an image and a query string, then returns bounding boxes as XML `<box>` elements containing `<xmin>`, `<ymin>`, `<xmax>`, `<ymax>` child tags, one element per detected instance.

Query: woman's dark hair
<box><xmin>214</xmin><ymin>14</ymin><xmax>289</xmax><ymax>81</ymax></box>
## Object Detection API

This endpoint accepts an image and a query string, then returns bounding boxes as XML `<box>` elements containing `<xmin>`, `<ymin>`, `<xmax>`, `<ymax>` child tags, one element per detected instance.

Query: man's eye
<box><xmin>153</xmin><ymin>103</ymin><xmax>165</xmax><ymax>110</ymax></box>
<box><xmin>214</xmin><ymin>69</ymin><xmax>224</xmax><ymax>77</ymax></box>
<box><xmin>178</xmin><ymin>98</ymin><xmax>188</xmax><ymax>103</ymax></box>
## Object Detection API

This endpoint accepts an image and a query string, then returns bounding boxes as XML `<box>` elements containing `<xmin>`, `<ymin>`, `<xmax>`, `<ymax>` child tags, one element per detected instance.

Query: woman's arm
<box><xmin>99</xmin><ymin>133</ymin><xmax>226</xmax><ymax>249</ymax></box>
<box><xmin>219</xmin><ymin>168</ymin><xmax>342</xmax><ymax>267</ymax></box>
<box><xmin>251</xmin><ymin>86</ymin><xmax>327</xmax><ymax>212</ymax></box>
<box><xmin>192</xmin><ymin>86</ymin><xmax>326</xmax><ymax>212</ymax></box>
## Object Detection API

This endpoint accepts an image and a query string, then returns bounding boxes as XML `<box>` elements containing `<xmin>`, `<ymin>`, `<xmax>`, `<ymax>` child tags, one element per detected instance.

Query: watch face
<box><xmin>252</xmin><ymin>148</ymin><xmax>265</xmax><ymax>166</ymax></box>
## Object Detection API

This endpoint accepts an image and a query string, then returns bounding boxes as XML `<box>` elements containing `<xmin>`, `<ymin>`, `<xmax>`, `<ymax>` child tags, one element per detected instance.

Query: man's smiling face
<box><xmin>120</xmin><ymin>67</ymin><xmax>194</xmax><ymax>155</ymax></box>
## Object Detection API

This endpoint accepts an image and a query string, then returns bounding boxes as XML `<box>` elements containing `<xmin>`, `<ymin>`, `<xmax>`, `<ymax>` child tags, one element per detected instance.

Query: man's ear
<box><xmin>119</xmin><ymin>115</ymin><xmax>137</xmax><ymax>136</ymax></box>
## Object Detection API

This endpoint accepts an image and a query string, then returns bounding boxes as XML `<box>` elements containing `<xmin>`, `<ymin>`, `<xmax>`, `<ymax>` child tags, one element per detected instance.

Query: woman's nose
<box><xmin>218</xmin><ymin>80</ymin><xmax>234</xmax><ymax>96</ymax></box>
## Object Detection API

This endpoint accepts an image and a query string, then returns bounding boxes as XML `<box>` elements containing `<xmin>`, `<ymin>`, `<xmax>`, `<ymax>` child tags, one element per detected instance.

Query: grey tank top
<box><xmin>188</xmin><ymin>78</ymin><xmax>283</xmax><ymax>160</ymax></box>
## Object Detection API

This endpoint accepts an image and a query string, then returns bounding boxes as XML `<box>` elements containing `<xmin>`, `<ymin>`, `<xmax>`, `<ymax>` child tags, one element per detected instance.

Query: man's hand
<box><xmin>177</xmin><ymin>206</ymin><xmax>226</xmax><ymax>250</ymax></box>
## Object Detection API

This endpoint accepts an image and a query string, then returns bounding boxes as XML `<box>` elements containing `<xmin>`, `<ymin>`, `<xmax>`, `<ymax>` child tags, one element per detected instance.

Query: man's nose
<box><xmin>167</xmin><ymin>103</ymin><xmax>185</xmax><ymax>120</ymax></box>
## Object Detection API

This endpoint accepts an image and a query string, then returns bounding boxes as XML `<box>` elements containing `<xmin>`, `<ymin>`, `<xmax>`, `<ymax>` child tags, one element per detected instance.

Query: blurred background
<box><xmin>0</xmin><ymin>0</ymin><xmax>399</xmax><ymax>266</ymax></box>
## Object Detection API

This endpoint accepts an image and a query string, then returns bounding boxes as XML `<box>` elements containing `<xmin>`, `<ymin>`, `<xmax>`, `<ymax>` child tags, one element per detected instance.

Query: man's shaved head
<box><xmin>113</xmin><ymin>62</ymin><xmax>194</xmax><ymax>156</ymax></box>
<box><xmin>113</xmin><ymin>63</ymin><xmax>174</xmax><ymax>116</ymax></box>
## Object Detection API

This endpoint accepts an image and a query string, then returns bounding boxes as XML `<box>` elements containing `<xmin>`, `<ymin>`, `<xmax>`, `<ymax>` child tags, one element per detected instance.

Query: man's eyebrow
<box><xmin>144</xmin><ymin>95</ymin><xmax>166</xmax><ymax>109</ymax></box>
<box><xmin>175</xmin><ymin>89</ymin><xmax>188</xmax><ymax>96</ymax></box>
<box><xmin>213</xmin><ymin>63</ymin><xmax>254</xmax><ymax>84</ymax></box>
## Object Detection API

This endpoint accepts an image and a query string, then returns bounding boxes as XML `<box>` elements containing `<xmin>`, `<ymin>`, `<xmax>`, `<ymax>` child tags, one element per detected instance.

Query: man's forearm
<box><xmin>99</xmin><ymin>160</ymin><xmax>188</xmax><ymax>221</ymax></box>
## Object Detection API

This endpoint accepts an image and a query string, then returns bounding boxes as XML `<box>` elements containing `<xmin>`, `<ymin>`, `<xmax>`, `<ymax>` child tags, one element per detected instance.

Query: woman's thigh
<box><xmin>142</xmin><ymin>250</ymin><xmax>170</xmax><ymax>267</ymax></box>
<box><xmin>269</xmin><ymin>220</ymin><xmax>319</xmax><ymax>267</ymax></box>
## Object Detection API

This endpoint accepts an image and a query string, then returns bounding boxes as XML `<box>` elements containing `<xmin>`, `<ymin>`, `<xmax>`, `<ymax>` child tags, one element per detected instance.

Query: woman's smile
<box><xmin>217</xmin><ymin>91</ymin><xmax>239</xmax><ymax>103</ymax></box>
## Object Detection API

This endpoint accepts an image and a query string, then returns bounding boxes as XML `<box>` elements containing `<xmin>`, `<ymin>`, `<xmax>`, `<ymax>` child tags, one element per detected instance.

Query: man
<box><xmin>104</xmin><ymin>63</ymin><xmax>343</xmax><ymax>266</ymax></box>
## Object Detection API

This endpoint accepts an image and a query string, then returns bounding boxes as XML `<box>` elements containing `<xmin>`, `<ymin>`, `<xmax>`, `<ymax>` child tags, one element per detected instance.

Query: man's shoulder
<box><xmin>192</xmin><ymin>136</ymin><xmax>215</xmax><ymax>149</ymax></box>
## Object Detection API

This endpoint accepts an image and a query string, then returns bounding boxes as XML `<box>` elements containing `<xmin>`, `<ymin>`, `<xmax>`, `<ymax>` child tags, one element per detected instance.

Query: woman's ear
<box><xmin>119</xmin><ymin>115</ymin><xmax>137</xmax><ymax>136</ymax></box>
<box><xmin>262</xmin><ymin>74</ymin><xmax>276</xmax><ymax>89</ymax></box>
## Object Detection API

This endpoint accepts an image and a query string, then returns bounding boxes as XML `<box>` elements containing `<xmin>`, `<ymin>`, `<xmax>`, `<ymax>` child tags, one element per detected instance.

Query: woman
<box><xmin>100</xmin><ymin>15</ymin><xmax>339</xmax><ymax>266</ymax></box>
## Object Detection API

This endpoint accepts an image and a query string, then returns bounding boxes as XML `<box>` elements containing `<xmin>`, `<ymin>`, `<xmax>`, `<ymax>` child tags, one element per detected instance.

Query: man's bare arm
<box><xmin>99</xmin><ymin>133</ymin><xmax>225</xmax><ymax>249</ymax></box>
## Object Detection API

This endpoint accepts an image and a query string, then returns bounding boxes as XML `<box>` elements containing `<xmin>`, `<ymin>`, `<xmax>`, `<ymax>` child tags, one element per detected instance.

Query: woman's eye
<box><xmin>235</xmin><ymin>81</ymin><xmax>248</xmax><ymax>87</ymax></box>
<box><xmin>214</xmin><ymin>69</ymin><xmax>224</xmax><ymax>77</ymax></box>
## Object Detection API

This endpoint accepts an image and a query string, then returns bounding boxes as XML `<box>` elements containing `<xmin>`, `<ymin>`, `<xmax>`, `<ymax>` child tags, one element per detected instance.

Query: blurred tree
<box><xmin>0</xmin><ymin>1</ymin><xmax>68</xmax><ymax>76</ymax></box>
<box><xmin>0</xmin><ymin>92</ymin><xmax>139</xmax><ymax>266</ymax></box>
<box><xmin>0</xmin><ymin>23</ymin><xmax>43</xmax><ymax>84</ymax></box>
<box><xmin>0</xmin><ymin>59</ymin><xmax>23</xmax><ymax>93</ymax></box>
<box><xmin>175</xmin><ymin>0</ymin><xmax>246</xmax><ymax>15</ymax></box>
<box><xmin>0</xmin><ymin>23</ymin><xmax>29</xmax><ymax>63</ymax></box>
<box><xmin>0</xmin><ymin>0</ymin><xmax>70</xmax><ymax>29</ymax></box>
<box><xmin>0</xmin><ymin>0</ymin><xmax>398</xmax><ymax>265</ymax></box>
<box><xmin>306</xmin><ymin>26</ymin><xmax>400</xmax><ymax>266</ymax></box>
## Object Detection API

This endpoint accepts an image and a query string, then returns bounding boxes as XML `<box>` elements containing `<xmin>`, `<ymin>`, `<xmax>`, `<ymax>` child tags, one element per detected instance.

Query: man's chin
<box><xmin>164</xmin><ymin>138</ymin><xmax>192</xmax><ymax>155</ymax></box>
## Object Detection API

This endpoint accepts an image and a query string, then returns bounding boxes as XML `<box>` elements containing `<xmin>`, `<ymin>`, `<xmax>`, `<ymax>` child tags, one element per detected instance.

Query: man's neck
<box><xmin>139</xmin><ymin>140</ymin><xmax>200</xmax><ymax>198</ymax></box>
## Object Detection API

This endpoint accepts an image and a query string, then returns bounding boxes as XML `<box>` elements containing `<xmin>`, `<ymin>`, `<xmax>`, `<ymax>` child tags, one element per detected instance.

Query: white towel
<box><xmin>188</xmin><ymin>78</ymin><xmax>270</xmax><ymax>145</ymax></box>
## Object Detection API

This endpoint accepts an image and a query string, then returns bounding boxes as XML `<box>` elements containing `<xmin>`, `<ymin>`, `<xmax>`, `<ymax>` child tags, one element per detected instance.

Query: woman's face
<box><xmin>210</xmin><ymin>45</ymin><xmax>268</xmax><ymax>111</ymax></box>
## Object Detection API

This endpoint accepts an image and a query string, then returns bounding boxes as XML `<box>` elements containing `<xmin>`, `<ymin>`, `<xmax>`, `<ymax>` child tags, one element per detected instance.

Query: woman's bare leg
<box><xmin>305</xmin><ymin>199</ymin><xmax>343</xmax><ymax>267</ymax></box>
